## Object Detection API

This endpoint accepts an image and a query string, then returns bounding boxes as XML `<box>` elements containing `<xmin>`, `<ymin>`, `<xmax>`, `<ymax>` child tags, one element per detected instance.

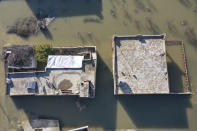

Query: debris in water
<box><xmin>180</xmin><ymin>20</ymin><xmax>188</xmax><ymax>26</ymax></box>
<box><xmin>7</xmin><ymin>15</ymin><xmax>55</xmax><ymax>37</ymax></box>
<box><xmin>110</xmin><ymin>9</ymin><xmax>117</xmax><ymax>18</ymax></box>
<box><xmin>39</xmin><ymin>17</ymin><xmax>55</xmax><ymax>30</ymax></box>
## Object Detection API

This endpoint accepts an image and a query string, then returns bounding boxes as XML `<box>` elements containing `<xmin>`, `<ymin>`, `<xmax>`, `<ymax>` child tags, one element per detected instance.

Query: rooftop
<box><xmin>6</xmin><ymin>46</ymin><xmax>97</xmax><ymax>98</ymax></box>
<box><xmin>113</xmin><ymin>34</ymin><xmax>169</xmax><ymax>94</ymax></box>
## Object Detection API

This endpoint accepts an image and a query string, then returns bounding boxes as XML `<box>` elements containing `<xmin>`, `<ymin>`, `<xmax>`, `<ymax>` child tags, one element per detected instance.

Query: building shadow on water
<box><xmin>26</xmin><ymin>0</ymin><xmax>103</xmax><ymax>19</ymax></box>
<box><xmin>25</xmin><ymin>0</ymin><xmax>103</xmax><ymax>40</ymax></box>
<box><xmin>167</xmin><ymin>52</ymin><xmax>186</xmax><ymax>93</ymax></box>
<box><xmin>118</xmin><ymin>95</ymin><xmax>192</xmax><ymax>129</ymax></box>
<box><xmin>40</xmin><ymin>28</ymin><xmax>53</xmax><ymax>40</ymax></box>
<box><xmin>11</xmin><ymin>54</ymin><xmax>117</xmax><ymax>130</ymax></box>
<box><xmin>166</xmin><ymin>41</ymin><xmax>190</xmax><ymax>93</ymax></box>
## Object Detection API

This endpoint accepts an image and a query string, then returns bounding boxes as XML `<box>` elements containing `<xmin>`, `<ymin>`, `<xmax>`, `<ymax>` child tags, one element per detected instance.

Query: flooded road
<box><xmin>0</xmin><ymin>0</ymin><xmax>197</xmax><ymax>131</ymax></box>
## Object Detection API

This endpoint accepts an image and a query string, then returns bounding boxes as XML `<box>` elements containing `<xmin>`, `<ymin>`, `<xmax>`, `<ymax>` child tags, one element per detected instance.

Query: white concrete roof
<box><xmin>46</xmin><ymin>55</ymin><xmax>84</xmax><ymax>69</ymax></box>
<box><xmin>113</xmin><ymin>35</ymin><xmax>169</xmax><ymax>94</ymax></box>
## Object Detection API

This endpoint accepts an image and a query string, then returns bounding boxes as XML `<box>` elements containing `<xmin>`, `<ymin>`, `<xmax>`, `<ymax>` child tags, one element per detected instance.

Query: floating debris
<box><xmin>180</xmin><ymin>20</ymin><xmax>188</xmax><ymax>26</ymax></box>
<box><xmin>110</xmin><ymin>9</ymin><xmax>117</xmax><ymax>18</ymax></box>
<box><xmin>39</xmin><ymin>17</ymin><xmax>55</xmax><ymax>30</ymax></box>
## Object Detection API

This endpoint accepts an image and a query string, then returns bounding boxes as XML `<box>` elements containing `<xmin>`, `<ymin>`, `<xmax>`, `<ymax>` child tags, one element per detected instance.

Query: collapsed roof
<box><xmin>2</xmin><ymin>45</ymin><xmax>36</xmax><ymax>69</ymax></box>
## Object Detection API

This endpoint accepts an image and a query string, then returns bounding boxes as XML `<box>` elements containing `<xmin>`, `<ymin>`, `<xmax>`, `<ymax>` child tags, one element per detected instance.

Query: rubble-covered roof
<box><xmin>2</xmin><ymin>45</ymin><xmax>36</xmax><ymax>69</ymax></box>
<box><xmin>113</xmin><ymin>34</ymin><xmax>169</xmax><ymax>94</ymax></box>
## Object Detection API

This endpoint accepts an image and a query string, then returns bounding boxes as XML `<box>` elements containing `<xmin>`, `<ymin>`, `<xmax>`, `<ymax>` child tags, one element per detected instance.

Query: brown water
<box><xmin>0</xmin><ymin>0</ymin><xmax>197</xmax><ymax>131</ymax></box>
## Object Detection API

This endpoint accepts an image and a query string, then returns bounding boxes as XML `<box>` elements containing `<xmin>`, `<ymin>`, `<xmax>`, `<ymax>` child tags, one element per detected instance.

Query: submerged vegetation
<box><xmin>7</xmin><ymin>17</ymin><xmax>38</xmax><ymax>37</ymax></box>
<box><xmin>7</xmin><ymin>12</ymin><xmax>55</xmax><ymax>38</ymax></box>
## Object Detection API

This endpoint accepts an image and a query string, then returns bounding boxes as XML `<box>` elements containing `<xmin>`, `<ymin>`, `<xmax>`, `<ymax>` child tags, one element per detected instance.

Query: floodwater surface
<box><xmin>0</xmin><ymin>0</ymin><xmax>197</xmax><ymax>131</ymax></box>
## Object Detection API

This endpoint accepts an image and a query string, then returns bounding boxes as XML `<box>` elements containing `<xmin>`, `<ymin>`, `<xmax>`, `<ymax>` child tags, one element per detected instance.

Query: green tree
<box><xmin>35</xmin><ymin>44</ymin><xmax>54</xmax><ymax>70</ymax></box>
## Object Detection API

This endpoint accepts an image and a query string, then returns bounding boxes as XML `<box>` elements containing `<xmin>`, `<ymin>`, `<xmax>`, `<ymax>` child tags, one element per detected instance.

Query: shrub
<box><xmin>35</xmin><ymin>44</ymin><xmax>54</xmax><ymax>70</ymax></box>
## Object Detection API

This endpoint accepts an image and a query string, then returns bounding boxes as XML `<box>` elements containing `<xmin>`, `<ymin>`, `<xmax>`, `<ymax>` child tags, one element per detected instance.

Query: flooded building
<box><xmin>112</xmin><ymin>34</ymin><xmax>190</xmax><ymax>95</ymax></box>
<box><xmin>22</xmin><ymin>119</ymin><xmax>60</xmax><ymax>131</ymax></box>
<box><xmin>2</xmin><ymin>45</ymin><xmax>97</xmax><ymax>98</ymax></box>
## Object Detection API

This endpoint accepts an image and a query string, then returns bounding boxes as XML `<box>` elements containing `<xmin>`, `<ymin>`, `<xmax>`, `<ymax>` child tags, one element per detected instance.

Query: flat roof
<box><xmin>113</xmin><ymin>34</ymin><xmax>169</xmax><ymax>94</ymax></box>
<box><xmin>6</xmin><ymin>46</ymin><xmax>97</xmax><ymax>98</ymax></box>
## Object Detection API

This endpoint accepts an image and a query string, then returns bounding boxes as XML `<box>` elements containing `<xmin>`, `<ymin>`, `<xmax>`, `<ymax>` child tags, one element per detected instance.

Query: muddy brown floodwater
<box><xmin>0</xmin><ymin>0</ymin><xmax>197</xmax><ymax>131</ymax></box>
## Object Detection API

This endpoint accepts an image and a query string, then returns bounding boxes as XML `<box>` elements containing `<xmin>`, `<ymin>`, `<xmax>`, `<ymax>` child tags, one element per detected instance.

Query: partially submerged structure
<box><xmin>2</xmin><ymin>45</ymin><xmax>97</xmax><ymax>98</ymax></box>
<box><xmin>112</xmin><ymin>34</ymin><xmax>190</xmax><ymax>95</ymax></box>
<box><xmin>22</xmin><ymin>119</ymin><xmax>60</xmax><ymax>131</ymax></box>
